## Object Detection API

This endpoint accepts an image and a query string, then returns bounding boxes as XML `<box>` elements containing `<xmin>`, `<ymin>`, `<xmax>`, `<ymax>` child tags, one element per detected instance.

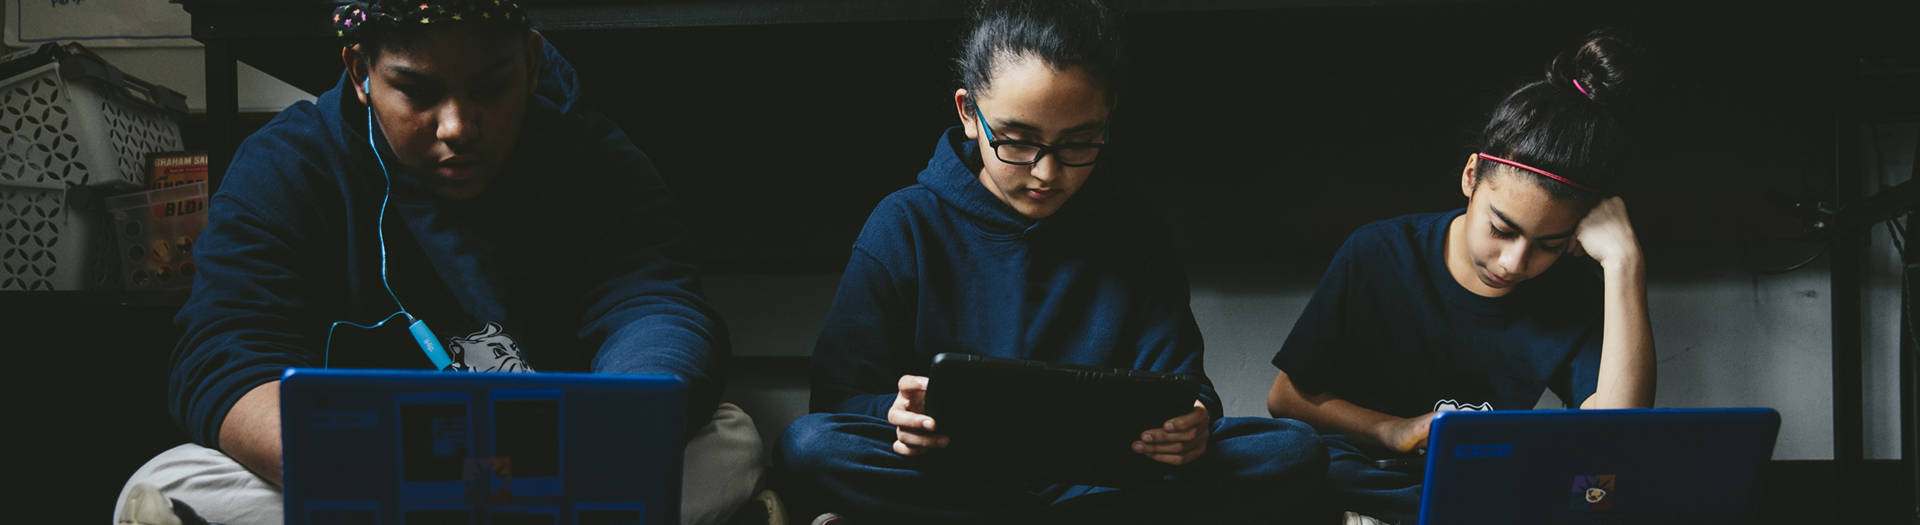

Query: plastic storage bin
<box><xmin>107</xmin><ymin>182</ymin><xmax>206</xmax><ymax>291</ymax></box>
<box><xmin>0</xmin><ymin>43</ymin><xmax>188</xmax><ymax>290</ymax></box>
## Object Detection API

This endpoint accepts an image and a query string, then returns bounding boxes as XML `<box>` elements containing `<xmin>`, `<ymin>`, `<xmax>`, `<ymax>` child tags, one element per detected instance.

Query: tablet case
<box><xmin>922</xmin><ymin>353</ymin><xmax>1203</xmax><ymax>487</ymax></box>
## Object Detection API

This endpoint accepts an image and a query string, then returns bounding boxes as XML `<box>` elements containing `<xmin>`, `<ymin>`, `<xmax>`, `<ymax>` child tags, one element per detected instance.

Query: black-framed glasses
<box><xmin>973</xmin><ymin>105</ymin><xmax>1107</xmax><ymax>167</ymax></box>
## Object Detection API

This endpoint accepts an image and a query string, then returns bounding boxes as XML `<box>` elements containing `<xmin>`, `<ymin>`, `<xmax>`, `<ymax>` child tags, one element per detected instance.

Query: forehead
<box><xmin>976</xmin><ymin>54</ymin><xmax>1110</xmax><ymax>125</ymax></box>
<box><xmin>371</xmin><ymin>25</ymin><xmax>527</xmax><ymax>76</ymax></box>
<box><xmin>1480</xmin><ymin>170</ymin><xmax>1585</xmax><ymax>235</ymax></box>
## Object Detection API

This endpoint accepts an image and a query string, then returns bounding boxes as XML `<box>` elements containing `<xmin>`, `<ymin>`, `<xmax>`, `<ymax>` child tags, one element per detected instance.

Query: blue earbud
<box><xmin>322</xmin><ymin>73</ymin><xmax>457</xmax><ymax>371</ymax></box>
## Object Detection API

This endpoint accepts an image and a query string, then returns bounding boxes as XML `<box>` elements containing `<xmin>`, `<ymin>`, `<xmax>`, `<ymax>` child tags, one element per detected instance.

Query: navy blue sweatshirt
<box><xmin>808</xmin><ymin>127</ymin><xmax>1223</xmax><ymax>422</ymax></box>
<box><xmin>169</xmin><ymin>43</ymin><xmax>729</xmax><ymax>447</ymax></box>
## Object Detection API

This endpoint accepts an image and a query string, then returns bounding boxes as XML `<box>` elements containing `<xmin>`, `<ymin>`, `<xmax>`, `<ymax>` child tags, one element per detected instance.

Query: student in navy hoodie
<box><xmin>114</xmin><ymin>3</ymin><xmax>769</xmax><ymax>524</ymax></box>
<box><xmin>775</xmin><ymin>1</ymin><xmax>1326</xmax><ymax>523</ymax></box>
<box><xmin>1266</xmin><ymin>30</ymin><xmax>1657</xmax><ymax>524</ymax></box>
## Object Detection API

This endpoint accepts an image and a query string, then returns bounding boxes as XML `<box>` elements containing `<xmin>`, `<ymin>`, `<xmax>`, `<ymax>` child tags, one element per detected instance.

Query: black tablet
<box><xmin>921</xmin><ymin>352</ymin><xmax>1204</xmax><ymax>487</ymax></box>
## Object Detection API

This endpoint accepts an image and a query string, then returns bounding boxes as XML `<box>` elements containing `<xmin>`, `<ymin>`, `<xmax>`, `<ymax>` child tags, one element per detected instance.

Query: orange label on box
<box><xmin>148</xmin><ymin>152</ymin><xmax>208</xmax><ymax>217</ymax></box>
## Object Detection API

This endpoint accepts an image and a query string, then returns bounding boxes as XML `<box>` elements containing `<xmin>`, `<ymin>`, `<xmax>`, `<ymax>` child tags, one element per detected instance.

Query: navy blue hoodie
<box><xmin>169</xmin><ymin>43</ymin><xmax>729</xmax><ymax>447</ymax></box>
<box><xmin>808</xmin><ymin>127</ymin><xmax>1223</xmax><ymax>422</ymax></box>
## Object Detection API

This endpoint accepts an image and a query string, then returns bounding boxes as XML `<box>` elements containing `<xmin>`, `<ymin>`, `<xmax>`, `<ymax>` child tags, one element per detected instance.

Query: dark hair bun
<box><xmin>1546</xmin><ymin>28</ymin><xmax>1638</xmax><ymax>107</ymax></box>
<box><xmin>956</xmin><ymin>0</ymin><xmax>1127</xmax><ymax>108</ymax></box>
<box><xmin>1478</xmin><ymin>28</ymin><xmax>1646</xmax><ymax>205</ymax></box>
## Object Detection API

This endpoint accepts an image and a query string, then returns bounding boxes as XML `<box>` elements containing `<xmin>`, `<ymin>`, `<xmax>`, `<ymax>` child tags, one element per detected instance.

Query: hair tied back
<box><xmin>1572</xmin><ymin>78</ymin><xmax>1594</xmax><ymax>101</ymax></box>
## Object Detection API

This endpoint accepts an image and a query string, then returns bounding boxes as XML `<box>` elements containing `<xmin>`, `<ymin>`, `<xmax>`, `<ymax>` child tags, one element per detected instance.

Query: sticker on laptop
<box><xmin>1571</xmin><ymin>474</ymin><xmax>1615</xmax><ymax>512</ymax></box>
<box><xmin>1434</xmin><ymin>399</ymin><xmax>1492</xmax><ymax>412</ymax></box>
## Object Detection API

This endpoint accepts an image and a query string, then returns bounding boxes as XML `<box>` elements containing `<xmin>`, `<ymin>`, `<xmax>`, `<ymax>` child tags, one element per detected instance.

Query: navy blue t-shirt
<box><xmin>1271</xmin><ymin>209</ymin><xmax>1604</xmax><ymax>421</ymax></box>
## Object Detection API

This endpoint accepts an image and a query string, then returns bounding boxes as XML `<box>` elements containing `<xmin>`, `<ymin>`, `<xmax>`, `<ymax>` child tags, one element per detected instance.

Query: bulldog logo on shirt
<box><xmin>448</xmin><ymin>322</ymin><xmax>533</xmax><ymax>373</ymax></box>
<box><xmin>1434</xmin><ymin>399</ymin><xmax>1492</xmax><ymax>412</ymax></box>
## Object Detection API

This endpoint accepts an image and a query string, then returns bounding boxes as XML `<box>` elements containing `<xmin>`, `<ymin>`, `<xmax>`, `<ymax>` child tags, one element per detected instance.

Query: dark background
<box><xmin>12</xmin><ymin>0</ymin><xmax>1917</xmax><ymax>521</ymax></box>
<box><xmin>537</xmin><ymin>0</ymin><xmax>1910</xmax><ymax>274</ymax></box>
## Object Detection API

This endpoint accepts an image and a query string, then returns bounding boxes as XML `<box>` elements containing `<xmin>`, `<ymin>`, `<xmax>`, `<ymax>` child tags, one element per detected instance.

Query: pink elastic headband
<box><xmin>1572</xmin><ymin>79</ymin><xmax>1594</xmax><ymax>100</ymax></box>
<box><xmin>1476</xmin><ymin>153</ymin><xmax>1600</xmax><ymax>194</ymax></box>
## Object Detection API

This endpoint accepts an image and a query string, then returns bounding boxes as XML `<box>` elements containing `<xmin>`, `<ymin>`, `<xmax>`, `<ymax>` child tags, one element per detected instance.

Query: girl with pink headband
<box><xmin>1265</xmin><ymin>29</ymin><xmax>1656</xmax><ymax>523</ymax></box>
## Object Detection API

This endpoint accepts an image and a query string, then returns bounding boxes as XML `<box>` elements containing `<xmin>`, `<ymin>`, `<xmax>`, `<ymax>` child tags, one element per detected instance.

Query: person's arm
<box><xmin>1125</xmin><ymin>242</ymin><xmax>1222</xmax><ymax>465</ymax></box>
<box><xmin>1265</xmin><ymin>226</ymin><xmax>1438</xmax><ymax>452</ymax></box>
<box><xmin>218</xmin><ymin>382</ymin><xmax>284</xmax><ymax>485</ymax></box>
<box><xmin>1267</xmin><ymin>370</ymin><xmax>1434</xmax><ymax>453</ymax></box>
<box><xmin>811</xmin><ymin>219</ymin><xmax>937</xmax><ymax>457</ymax></box>
<box><xmin>1570</xmin><ymin>197</ymin><xmax>1656</xmax><ymax>409</ymax></box>
<box><xmin>565</xmin><ymin>112</ymin><xmax>730</xmax><ymax>436</ymax></box>
<box><xmin>171</xmin><ymin>134</ymin><xmax>340</xmax><ymax>479</ymax></box>
<box><xmin>809</xmin><ymin>243</ymin><xmax>917</xmax><ymax>419</ymax></box>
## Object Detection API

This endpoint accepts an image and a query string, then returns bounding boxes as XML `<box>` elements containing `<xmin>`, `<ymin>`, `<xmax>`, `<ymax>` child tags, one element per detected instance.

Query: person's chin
<box><xmin>1480</xmin><ymin>270</ymin><xmax>1522</xmax><ymax>289</ymax></box>
<box><xmin>1014</xmin><ymin>193</ymin><xmax>1072</xmax><ymax>219</ymax></box>
<box><xmin>424</xmin><ymin>177</ymin><xmax>491</xmax><ymax>201</ymax></box>
<box><xmin>1016</xmin><ymin>201</ymin><xmax>1064</xmax><ymax>220</ymax></box>
<box><xmin>1482</xmin><ymin>267</ymin><xmax>1512</xmax><ymax>288</ymax></box>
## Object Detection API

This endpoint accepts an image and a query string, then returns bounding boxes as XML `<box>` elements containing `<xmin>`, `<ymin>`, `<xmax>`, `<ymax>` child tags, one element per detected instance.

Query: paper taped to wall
<box><xmin>6</xmin><ymin>0</ymin><xmax>196</xmax><ymax>48</ymax></box>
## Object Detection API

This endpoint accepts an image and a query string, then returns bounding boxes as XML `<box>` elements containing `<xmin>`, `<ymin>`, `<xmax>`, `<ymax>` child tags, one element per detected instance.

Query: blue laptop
<box><xmin>280</xmin><ymin>368</ymin><xmax>686</xmax><ymax>525</ymax></box>
<box><xmin>1420</xmin><ymin>408</ymin><xmax>1781</xmax><ymax>524</ymax></box>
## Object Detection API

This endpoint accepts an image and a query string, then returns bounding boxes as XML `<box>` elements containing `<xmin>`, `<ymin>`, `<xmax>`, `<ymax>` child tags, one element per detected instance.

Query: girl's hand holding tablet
<box><xmin>1133</xmin><ymin>400</ymin><xmax>1211</xmax><ymax>466</ymax></box>
<box><xmin>889</xmin><ymin>374</ymin><xmax>948</xmax><ymax>456</ymax></box>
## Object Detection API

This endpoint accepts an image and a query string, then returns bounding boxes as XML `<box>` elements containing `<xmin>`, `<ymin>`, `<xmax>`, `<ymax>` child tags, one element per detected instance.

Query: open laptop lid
<box><xmin>922</xmin><ymin>353</ymin><xmax>1202</xmax><ymax>488</ymax></box>
<box><xmin>1419</xmin><ymin>408</ymin><xmax>1780</xmax><ymax>525</ymax></box>
<box><xmin>280</xmin><ymin>368</ymin><xmax>685</xmax><ymax>525</ymax></box>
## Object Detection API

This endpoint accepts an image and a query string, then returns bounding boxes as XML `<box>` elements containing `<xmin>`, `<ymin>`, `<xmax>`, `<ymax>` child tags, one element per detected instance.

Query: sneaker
<box><xmin>1341</xmin><ymin>511</ymin><xmax>1391</xmax><ymax>525</ymax></box>
<box><xmin>117</xmin><ymin>484</ymin><xmax>181</xmax><ymax>525</ymax></box>
<box><xmin>724</xmin><ymin>489</ymin><xmax>789</xmax><ymax>525</ymax></box>
<box><xmin>117</xmin><ymin>483</ymin><xmax>211</xmax><ymax>525</ymax></box>
<box><xmin>810</xmin><ymin>512</ymin><xmax>849</xmax><ymax>525</ymax></box>
<box><xmin>757</xmin><ymin>490</ymin><xmax>789</xmax><ymax>525</ymax></box>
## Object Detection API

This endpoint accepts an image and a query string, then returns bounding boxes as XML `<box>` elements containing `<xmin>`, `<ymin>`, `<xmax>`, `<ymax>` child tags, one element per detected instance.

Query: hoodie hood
<box><xmin>916</xmin><ymin>126</ymin><xmax>1116</xmax><ymax>239</ymax></box>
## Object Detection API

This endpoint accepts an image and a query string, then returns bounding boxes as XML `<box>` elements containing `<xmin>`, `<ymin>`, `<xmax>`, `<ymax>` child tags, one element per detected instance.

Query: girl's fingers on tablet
<box><xmin>894</xmin><ymin>440</ymin><xmax>929</xmax><ymax>456</ymax></box>
<box><xmin>887</xmin><ymin>402</ymin><xmax>935</xmax><ymax>430</ymax></box>
<box><xmin>896</xmin><ymin>428</ymin><xmax>947</xmax><ymax>449</ymax></box>
<box><xmin>1137</xmin><ymin>428</ymin><xmax>1191</xmax><ymax>445</ymax></box>
<box><xmin>890</xmin><ymin>413</ymin><xmax>936</xmax><ymax>432</ymax></box>
<box><xmin>1163</xmin><ymin>401</ymin><xmax>1209</xmax><ymax>431</ymax></box>
<box><xmin>897</xmin><ymin>374</ymin><xmax>930</xmax><ymax>393</ymax></box>
<box><xmin>886</xmin><ymin>406</ymin><xmax>912</xmax><ymax>427</ymax></box>
<box><xmin>1133</xmin><ymin>439</ymin><xmax>1196</xmax><ymax>455</ymax></box>
<box><xmin>1147</xmin><ymin>448</ymin><xmax>1205</xmax><ymax>466</ymax></box>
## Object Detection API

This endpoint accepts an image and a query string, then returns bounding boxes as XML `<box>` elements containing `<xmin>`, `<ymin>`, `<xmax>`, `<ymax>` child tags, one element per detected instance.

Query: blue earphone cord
<box><xmin>364</xmin><ymin>90</ymin><xmax>410</xmax><ymax>314</ymax></box>
<box><xmin>321</xmin><ymin>81</ymin><xmax>415</xmax><ymax>367</ymax></box>
<box><xmin>324</xmin><ymin>312</ymin><xmax>408</xmax><ymax>368</ymax></box>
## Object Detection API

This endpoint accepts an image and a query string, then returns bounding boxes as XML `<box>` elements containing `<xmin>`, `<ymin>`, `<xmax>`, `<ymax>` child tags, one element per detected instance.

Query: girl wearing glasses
<box><xmin>1266</xmin><ymin>29</ymin><xmax>1656</xmax><ymax>523</ymax></box>
<box><xmin>776</xmin><ymin>0</ymin><xmax>1327</xmax><ymax>522</ymax></box>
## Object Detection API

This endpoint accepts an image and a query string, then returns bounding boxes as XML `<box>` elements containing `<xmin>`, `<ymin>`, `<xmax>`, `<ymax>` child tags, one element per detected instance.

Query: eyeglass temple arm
<box><xmin>973</xmin><ymin>104</ymin><xmax>996</xmax><ymax>142</ymax></box>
